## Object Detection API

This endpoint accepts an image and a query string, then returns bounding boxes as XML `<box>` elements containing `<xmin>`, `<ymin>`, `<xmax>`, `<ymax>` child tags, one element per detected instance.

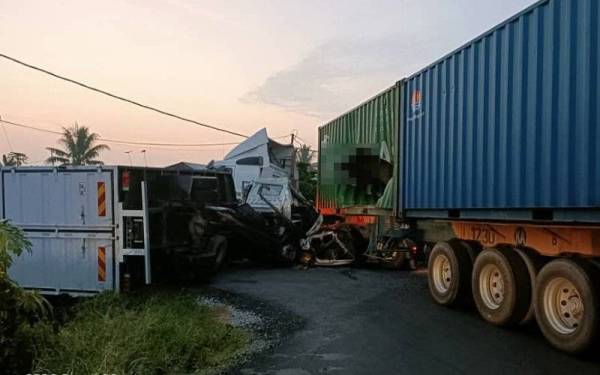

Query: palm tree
<box><xmin>2</xmin><ymin>152</ymin><xmax>28</xmax><ymax>166</ymax></box>
<box><xmin>46</xmin><ymin>124</ymin><xmax>109</xmax><ymax>165</ymax></box>
<box><xmin>296</xmin><ymin>144</ymin><xmax>315</xmax><ymax>165</ymax></box>
<box><xmin>296</xmin><ymin>145</ymin><xmax>317</xmax><ymax>201</ymax></box>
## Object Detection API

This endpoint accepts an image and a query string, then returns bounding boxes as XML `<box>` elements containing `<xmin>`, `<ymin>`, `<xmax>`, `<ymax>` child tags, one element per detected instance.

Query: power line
<box><xmin>294</xmin><ymin>134</ymin><xmax>316</xmax><ymax>148</ymax></box>
<box><xmin>1</xmin><ymin>118</ymin><xmax>239</xmax><ymax>147</ymax></box>
<box><xmin>293</xmin><ymin>137</ymin><xmax>317</xmax><ymax>152</ymax></box>
<box><xmin>0</xmin><ymin>117</ymin><xmax>291</xmax><ymax>148</ymax></box>
<box><xmin>0</xmin><ymin>115</ymin><xmax>14</xmax><ymax>152</ymax></box>
<box><xmin>0</xmin><ymin>52</ymin><xmax>248</xmax><ymax>138</ymax></box>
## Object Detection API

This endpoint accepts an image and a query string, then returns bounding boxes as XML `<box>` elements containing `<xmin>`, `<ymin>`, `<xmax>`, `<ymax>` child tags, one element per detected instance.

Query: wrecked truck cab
<box><xmin>216</xmin><ymin>178</ymin><xmax>320</xmax><ymax>265</ymax></box>
<box><xmin>245</xmin><ymin>178</ymin><xmax>292</xmax><ymax>217</ymax></box>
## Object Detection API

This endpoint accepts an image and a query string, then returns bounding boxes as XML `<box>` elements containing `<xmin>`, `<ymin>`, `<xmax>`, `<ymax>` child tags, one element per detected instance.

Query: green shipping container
<box><xmin>318</xmin><ymin>83</ymin><xmax>400</xmax><ymax>214</ymax></box>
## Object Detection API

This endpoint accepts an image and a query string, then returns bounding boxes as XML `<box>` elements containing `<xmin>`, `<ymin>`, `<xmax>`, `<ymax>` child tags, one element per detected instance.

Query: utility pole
<box><xmin>141</xmin><ymin>149</ymin><xmax>147</xmax><ymax>168</ymax></box>
<box><xmin>125</xmin><ymin>151</ymin><xmax>133</xmax><ymax>166</ymax></box>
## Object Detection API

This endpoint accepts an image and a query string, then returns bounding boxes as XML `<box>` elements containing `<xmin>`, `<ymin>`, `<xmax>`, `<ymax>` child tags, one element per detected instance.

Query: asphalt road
<box><xmin>213</xmin><ymin>265</ymin><xmax>600</xmax><ymax>375</ymax></box>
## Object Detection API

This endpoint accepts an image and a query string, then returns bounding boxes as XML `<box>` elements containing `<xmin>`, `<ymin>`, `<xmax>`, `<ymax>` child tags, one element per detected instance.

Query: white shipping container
<box><xmin>1</xmin><ymin>166</ymin><xmax>150</xmax><ymax>296</ymax></box>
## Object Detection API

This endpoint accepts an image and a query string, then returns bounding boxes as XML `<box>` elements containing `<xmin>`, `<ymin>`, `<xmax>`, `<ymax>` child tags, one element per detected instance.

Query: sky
<box><xmin>0</xmin><ymin>0</ymin><xmax>536</xmax><ymax>166</ymax></box>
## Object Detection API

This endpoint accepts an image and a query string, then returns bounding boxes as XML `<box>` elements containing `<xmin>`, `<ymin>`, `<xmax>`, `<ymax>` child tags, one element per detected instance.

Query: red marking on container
<box><xmin>98</xmin><ymin>246</ymin><xmax>106</xmax><ymax>282</ymax></box>
<box><xmin>97</xmin><ymin>182</ymin><xmax>106</xmax><ymax>217</ymax></box>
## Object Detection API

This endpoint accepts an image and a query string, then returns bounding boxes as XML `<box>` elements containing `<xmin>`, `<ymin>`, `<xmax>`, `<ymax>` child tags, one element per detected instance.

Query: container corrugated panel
<box><xmin>318</xmin><ymin>84</ymin><xmax>400</xmax><ymax>211</ymax></box>
<box><xmin>400</xmin><ymin>0</ymin><xmax>600</xmax><ymax>216</ymax></box>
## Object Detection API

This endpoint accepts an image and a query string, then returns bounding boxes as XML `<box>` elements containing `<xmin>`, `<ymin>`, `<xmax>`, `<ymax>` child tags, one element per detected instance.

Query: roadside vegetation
<box><xmin>34</xmin><ymin>292</ymin><xmax>249</xmax><ymax>375</ymax></box>
<box><xmin>1</xmin><ymin>151</ymin><xmax>28</xmax><ymax>166</ymax></box>
<box><xmin>0</xmin><ymin>220</ymin><xmax>249</xmax><ymax>375</ymax></box>
<box><xmin>296</xmin><ymin>144</ymin><xmax>317</xmax><ymax>202</ymax></box>
<box><xmin>0</xmin><ymin>220</ymin><xmax>53</xmax><ymax>374</ymax></box>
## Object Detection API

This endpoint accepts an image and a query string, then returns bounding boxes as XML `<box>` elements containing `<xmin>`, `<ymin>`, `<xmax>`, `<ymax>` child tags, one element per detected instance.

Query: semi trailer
<box><xmin>318</xmin><ymin>0</ymin><xmax>600</xmax><ymax>354</ymax></box>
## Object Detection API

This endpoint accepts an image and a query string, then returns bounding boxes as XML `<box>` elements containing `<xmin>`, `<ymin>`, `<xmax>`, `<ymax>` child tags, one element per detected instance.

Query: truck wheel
<box><xmin>428</xmin><ymin>241</ymin><xmax>472</xmax><ymax>306</ymax></box>
<box><xmin>210</xmin><ymin>235</ymin><xmax>228</xmax><ymax>272</ymax></box>
<box><xmin>514</xmin><ymin>247</ymin><xmax>543</xmax><ymax>324</ymax></box>
<box><xmin>534</xmin><ymin>259</ymin><xmax>600</xmax><ymax>354</ymax></box>
<box><xmin>472</xmin><ymin>247</ymin><xmax>530</xmax><ymax>326</ymax></box>
<box><xmin>384</xmin><ymin>238</ymin><xmax>417</xmax><ymax>270</ymax></box>
<box><xmin>278</xmin><ymin>244</ymin><xmax>298</xmax><ymax>265</ymax></box>
<box><xmin>461</xmin><ymin>240</ymin><xmax>482</xmax><ymax>264</ymax></box>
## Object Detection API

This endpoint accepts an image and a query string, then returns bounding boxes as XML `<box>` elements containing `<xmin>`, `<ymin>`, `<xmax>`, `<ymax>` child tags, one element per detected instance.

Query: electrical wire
<box><xmin>294</xmin><ymin>134</ymin><xmax>316</xmax><ymax>148</ymax></box>
<box><xmin>0</xmin><ymin>116</ymin><xmax>14</xmax><ymax>152</ymax></box>
<box><xmin>0</xmin><ymin>117</ymin><xmax>292</xmax><ymax>149</ymax></box>
<box><xmin>0</xmin><ymin>52</ymin><xmax>247</xmax><ymax>138</ymax></box>
<box><xmin>293</xmin><ymin>137</ymin><xmax>318</xmax><ymax>153</ymax></box>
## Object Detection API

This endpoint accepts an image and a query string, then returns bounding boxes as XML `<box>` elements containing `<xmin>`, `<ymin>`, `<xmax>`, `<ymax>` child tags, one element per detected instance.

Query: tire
<box><xmin>277</xmin><ymin>243</ymin><xmax>299</xmax><ymax>265</ymax></box>
<box><xmin>534</xmin><ymin>258</ymin><xmax>600</xmax><ymax>354</ymax></box>
<box><xmin>513</xmin><ymin>247</ymin><xmax>543</xmax><ymax>324</ymax></box>
<box><xmin>384</xmin><ymin>250</ymin><xmax>407</xmax><ymax>269</ymax></box>
<box><xmin>472</xmin><ymin>247</ymin><xmax>531</xmax><ymax>326</ymax></box>
<box><xmin>427</xmin><ymin>241</ymin><xmax>472</xmax><ymax>306</ymax></box>
<box><xmin>209</xmin><ymin>234</ymin><xmax>228</xmax><ymax>272</ymax></box>
<box><xmin>461</xmin><ymin>240</ymin><xmax>482</xmax><ymax>264</ymax></box>
<box><xmin>383</xmin><ymin>238</ymin><xmax>416</xmax><ymax>270</ymax></box>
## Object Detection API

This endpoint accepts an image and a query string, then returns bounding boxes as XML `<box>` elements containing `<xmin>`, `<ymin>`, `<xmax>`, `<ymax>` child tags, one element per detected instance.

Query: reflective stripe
<box><xmin>97</xmin><ymin>182</ymin><xmax>106</xmax><ymax>217</ymax></box>
<box><xmin>98</xmin><ymin>246</ymin><xmax>106</xmax><ymax>282</ymax></box>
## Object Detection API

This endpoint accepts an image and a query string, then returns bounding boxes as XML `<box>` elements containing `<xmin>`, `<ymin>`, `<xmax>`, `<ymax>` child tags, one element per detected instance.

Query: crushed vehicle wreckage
<box><xmin>162</xmin><ymin>161</ymin><xmax>408</xmax><ymax>270</ymax></box>
<box><xmin>189</xmin><ymin>174</ymin><xmax>367</xmax><ymax>268</ymax></box>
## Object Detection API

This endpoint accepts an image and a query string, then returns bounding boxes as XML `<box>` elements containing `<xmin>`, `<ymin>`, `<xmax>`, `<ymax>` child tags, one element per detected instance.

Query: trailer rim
<box><xmin>479</xmin><ymin>264</ymin><xmax>504</xmax><ymax>310</ymax></box>
<box><xmin>432</xmin><ymin>253</ymin><xmax>452</xmax><ymax>293</ymax></box>
<box><xmin>543</xmin><ymin>277</ymin><xmax>583</xmax><ymax>335</ymax></box>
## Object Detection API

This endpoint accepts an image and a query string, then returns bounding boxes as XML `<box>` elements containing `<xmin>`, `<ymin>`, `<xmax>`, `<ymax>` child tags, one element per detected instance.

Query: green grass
<box><xmin>33</xmin><ymin>291</ymin><xmax>249</xmax><ymax>375</ymax></box>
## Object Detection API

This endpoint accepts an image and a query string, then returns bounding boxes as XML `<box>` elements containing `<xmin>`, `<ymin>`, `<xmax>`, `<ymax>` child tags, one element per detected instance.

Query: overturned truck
<box><xmin>1</xmin><ymin>166</ymin><xmax>242</xmax><ymax>295</ymax></box>
<box><xmin>2</xmin><ymin>165</ymin><xmax>321</xmax><ymax>295</ymax></box>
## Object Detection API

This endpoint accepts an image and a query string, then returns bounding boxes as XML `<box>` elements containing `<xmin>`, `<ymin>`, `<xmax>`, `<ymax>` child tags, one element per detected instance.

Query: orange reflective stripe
<box><xmin>97</xmin><ymin>182</ymin><xmax>106</xmax><ymax>217</ymax></box>
<box><xmin>98</xmin><ymin>246</ymin><xmax>106</xmax><ymax>282</ymax></box>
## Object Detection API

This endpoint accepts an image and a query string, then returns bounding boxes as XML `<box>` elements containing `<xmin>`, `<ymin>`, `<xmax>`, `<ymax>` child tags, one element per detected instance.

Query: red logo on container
<box><xmin>411</xmin><ymin>90</ymin><xmax>422</xmax><ymax>113</ymax></box>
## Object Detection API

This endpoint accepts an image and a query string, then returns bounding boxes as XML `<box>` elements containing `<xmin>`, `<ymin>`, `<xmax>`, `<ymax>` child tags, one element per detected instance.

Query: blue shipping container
<box><xmin>399</xmin><ymin>0</ymin><xmax>600</xmax><ymax>222</ymax></box>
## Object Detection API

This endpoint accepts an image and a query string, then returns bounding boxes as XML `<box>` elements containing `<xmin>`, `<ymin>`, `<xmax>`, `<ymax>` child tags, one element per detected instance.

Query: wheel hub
<box><xmin>432</xmin><ymin>254</ymin><xmax>452</xmax><ymax>293</ymax></box>
<box><xmin>544</xmin><ymin>277</ymin><xmax>583</xmax><ymax>334</ymax></box>
<box><xmin>479</xmin><ymin>264</ymin><xmax>505</xmax><ymax>310</ymax></box>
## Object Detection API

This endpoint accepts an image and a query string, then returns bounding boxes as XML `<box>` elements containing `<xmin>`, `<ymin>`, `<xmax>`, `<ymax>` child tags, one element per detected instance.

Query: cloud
<box><xmin>241</xmin><ymin>34</ymin><xmax>443</xmax><ymax>119</ymax></box>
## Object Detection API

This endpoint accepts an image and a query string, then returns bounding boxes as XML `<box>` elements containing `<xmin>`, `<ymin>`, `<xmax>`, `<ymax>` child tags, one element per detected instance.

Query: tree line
<box><xmin>1</xmin><ymin>124</ymin><xmax>109</xmax><ymax>166</ymax></box>
<box><xmin>1</xmin><ymin>125</ymin><xmax>318</xmax><ymax>202</ymax></box>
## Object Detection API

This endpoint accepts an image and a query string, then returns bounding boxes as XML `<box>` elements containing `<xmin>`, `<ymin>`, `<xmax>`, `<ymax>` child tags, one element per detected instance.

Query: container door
<box><xmin>2</xmin><ymin>169</ymin><xmax>116</xmax><ymax>295</ymax></box>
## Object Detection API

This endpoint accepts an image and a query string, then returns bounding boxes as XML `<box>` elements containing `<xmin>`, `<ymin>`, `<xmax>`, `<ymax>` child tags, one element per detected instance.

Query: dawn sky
<box><xmin>0</xmin><ymin>0</ymin><xmax>536</xmax><ymax>166</ymax></box>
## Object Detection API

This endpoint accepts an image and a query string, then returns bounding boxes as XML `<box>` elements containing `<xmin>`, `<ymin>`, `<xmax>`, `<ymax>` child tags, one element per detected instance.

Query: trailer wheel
<box><xmin>461</xmin><ymin>240</ymin><xmax>482</xmax><ymax>264</ymax></box>
<box><xmin>513</xmin><ymin>247</ymin><xmax>543</xmax><ymax>324</ymax></box>
<box><xmin>209</xmin><ymin>234</ymin><xmax>228</xmax><ymax>272</ymax></box>
<box><xmin>534</xmin><ymin>259</ymin><xmax>600</xmax><ymax>354</ymax></box>
<box><xmin>472</xmin><ymin>247</ymin><xmax>530</xmax><ymax>326</ymax></box>
<box><xmin>427</xmin><ymin>241</ymin><xmax>472</xmax><ymax>306</ymax></box>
